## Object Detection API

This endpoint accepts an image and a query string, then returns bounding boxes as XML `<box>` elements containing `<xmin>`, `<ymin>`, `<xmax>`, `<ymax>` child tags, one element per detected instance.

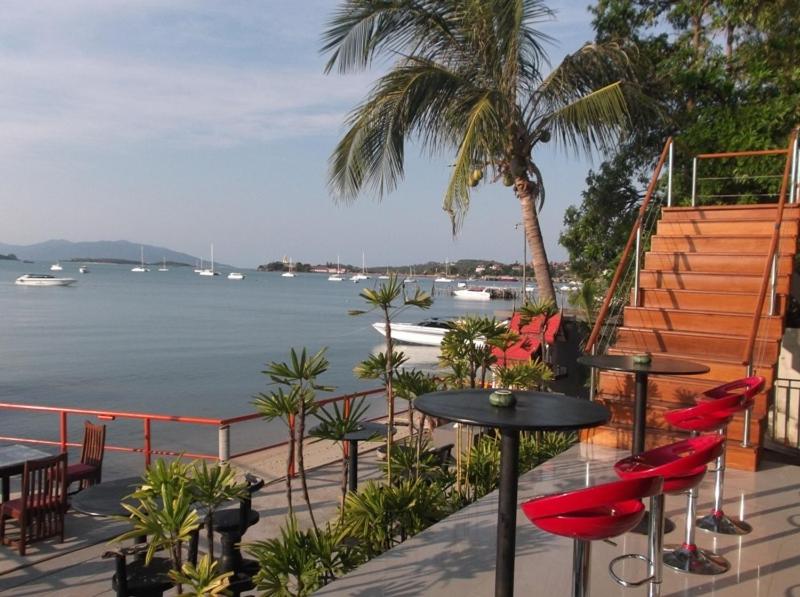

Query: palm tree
<box><xmin>323</xmin><ymin>0</ymin><xmax>636</xmax><ymax>302</ymax></box>
<box><xmin>255</xmin><ymin>348</ymin><xmax>335</xmax><ymax>531</ymax></box>
<box><xmin>349</xmin><ymin>275</ymin><xmax>432</xmax><ymax>483</ymax></box>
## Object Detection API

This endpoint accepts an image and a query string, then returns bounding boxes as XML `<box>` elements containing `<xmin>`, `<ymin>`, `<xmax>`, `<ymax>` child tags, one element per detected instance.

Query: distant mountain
<box><xmin>0</xmin><ymin>239</ymin><xmax>224</xmax><ymax>267</ymax></box>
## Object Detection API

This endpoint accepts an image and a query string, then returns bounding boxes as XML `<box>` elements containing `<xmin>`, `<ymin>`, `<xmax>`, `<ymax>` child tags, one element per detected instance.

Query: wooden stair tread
<box><xmin>625</xmin><ymin>306</ymin><xmax>782</xmax><ymax>320</ymax></box>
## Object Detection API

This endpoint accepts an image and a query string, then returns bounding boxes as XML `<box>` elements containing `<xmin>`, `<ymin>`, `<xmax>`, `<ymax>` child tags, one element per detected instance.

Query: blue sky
<box><xmin>0</xmin><ymin>1</ymin><xmax>600</xmax><ymax>268</ymax></box>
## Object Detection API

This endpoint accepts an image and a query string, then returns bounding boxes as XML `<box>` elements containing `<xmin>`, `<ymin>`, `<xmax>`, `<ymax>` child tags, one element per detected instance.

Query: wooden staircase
<box><xmin>584</xmin><ymin>203</ymin><xmax>799</xmax><ymax>470</ymax></box>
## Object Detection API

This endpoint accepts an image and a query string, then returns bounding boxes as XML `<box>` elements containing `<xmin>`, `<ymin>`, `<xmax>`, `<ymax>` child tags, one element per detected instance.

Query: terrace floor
<box><xmin>0</xmin><ymin>434</ymin><xmax>797</xmax><ymax>596</ymax></box>
<box><xmin>318</xmin><ymin>442</ymin><xmax>800</xmax><ymax>597</ymax></box>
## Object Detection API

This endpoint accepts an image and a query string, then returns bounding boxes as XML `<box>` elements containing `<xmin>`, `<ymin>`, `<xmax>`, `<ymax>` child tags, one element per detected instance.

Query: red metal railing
<box><xmin>0</xmin><ymin>387</ymin><xmax>387</xmax><ymax>469</ymax></box>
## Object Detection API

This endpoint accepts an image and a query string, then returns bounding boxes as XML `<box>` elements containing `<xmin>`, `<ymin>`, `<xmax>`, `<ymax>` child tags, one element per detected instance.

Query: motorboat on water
<box><xmin>50</xmin><ymin>262</ymin><xmax>63</xmax><ymax>271</ymax></box>
<box><xmin>15</xmin><ymin>274</ymin><xmax>76</xmax><ymax>287</ymax></box>
<box><xmin>372</xmin><ymin>318</ymin><xmax>453</xmax><ymax>346</ymax></box>
<box><xmin>79</xmin><ymin>266</ymin><xmax>89</xmax><ymax>274</ymax></box>
<box><xmin>227</xmin><ymin>272</ymin><xmax>245</xmax><ymax>280</ymax></box>
<box><xmin>453</xmin><ymin>287</ymin><xmax>492</xmax><ymax>301</ymax></box>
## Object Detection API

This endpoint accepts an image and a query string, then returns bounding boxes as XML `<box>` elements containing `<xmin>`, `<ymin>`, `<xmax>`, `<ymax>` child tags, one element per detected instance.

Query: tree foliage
<box><xmin>561</xmin><ymin>0</ymin><xmax>800</xmax><ymax>277</ymax></box>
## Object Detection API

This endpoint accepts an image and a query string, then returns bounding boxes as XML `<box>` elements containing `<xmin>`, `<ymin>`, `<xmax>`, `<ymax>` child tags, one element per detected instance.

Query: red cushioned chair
<box><xmin>693</xmin><ymin>376</ymin><xmax>764</xmax><ymax>535</ymax></box>
<box><xmin>521</xmin><ymin>476</ymin><xmax>663</xmax><ymax>597</ymax></box>
<box><xmin>66</xmin><ymin>420</ymin><xmax>106</xmax><ymax>493</ymax></box>
<box><xmin>614</xmin><ymin>435</ymin><xmax>726</xmax><ymax>588</ymax></box>
<box><xmin>0</xmin><ymin>453</ymin><xmax>68</xmax><ymax>555</ymax></box>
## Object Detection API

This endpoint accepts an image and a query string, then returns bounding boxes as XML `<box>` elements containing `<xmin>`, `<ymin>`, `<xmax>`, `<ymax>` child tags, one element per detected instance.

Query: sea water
<box><xmin>0</xmin><ymin>260</ymin><xmax>513</xmax><ymax>475</ymax></box>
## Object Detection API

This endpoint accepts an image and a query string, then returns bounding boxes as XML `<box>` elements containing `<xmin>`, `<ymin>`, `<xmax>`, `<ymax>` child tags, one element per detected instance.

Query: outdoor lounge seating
<box><xmin>0</xmin><ymin>453</ymin><xmax>69</xmax><ymax>556</ymax></box>
<box><xmin>66</xmin><ymin>420</ymin><xmax>106</xmax><ymax>493</ymax></box>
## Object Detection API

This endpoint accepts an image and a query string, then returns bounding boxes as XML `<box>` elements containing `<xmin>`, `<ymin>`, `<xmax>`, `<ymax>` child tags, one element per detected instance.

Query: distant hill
<box><xmin>0</xmin><ymin>239</ymin><xmax>223</xmax><ymax>266</ymax></box>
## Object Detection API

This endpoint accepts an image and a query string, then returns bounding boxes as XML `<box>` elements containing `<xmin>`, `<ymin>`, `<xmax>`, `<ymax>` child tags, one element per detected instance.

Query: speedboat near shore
<box><xmin>15</xmin><ymin>274</ymin><xmax>76</xmax><ymax>287</ymax></box>
<box><xmin>227</xmin><ymin>272</ymin><xmax>246</xmax><ymax>280</ymax></box>
<box><xmin>372</xmin><ymin>319</ymin><xmax>452</xmax><ymax>346</ymax></box>
<box><xmin>453</xmin><ymin>287</ymin><xmax>492</xmax><ymax>301</ymax></box>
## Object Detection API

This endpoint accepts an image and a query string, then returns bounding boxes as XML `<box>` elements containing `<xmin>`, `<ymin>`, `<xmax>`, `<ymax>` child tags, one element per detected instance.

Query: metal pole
<box><xmin>515</xmin><ymin>223</ymin><xmax>527</xmax><ymax>302</ymax></box>
<box><xmin>218</xmin><ymin>424</ymin><xmax>230</xmax><ymax>462</ymax></box>
<box><xmin>633</xmin><ymin>226</ymin><xmax>642</xmax><ymax>307</ymax></box>
<box><xmin>647</xmin><ymin>494</ymin><xmax>665</xmax><ymax>597</ymax></box>
<box><xmin>742</xmin><ymin>364</ymin><xmax>753</xmax><ymax>448</ymax></box>
<box><xmin>348</xmin><ymin>440</ymin><xmax>358</xmax><ymax>493</ymax></box>
<box><xmin>691</xmin><ymin>157</ymin><xmax>698</xmax><ymax>206</ymax></box>
<box><xmin>769</xmin><ymin>253</ymin><xmax>778</xmax><ymax>316</ymax></box>
<box><xmin>588</xmin><ymin>344</ymin><xmax>597</xmax><ymax>401</ymax></box>
<box><xmin>790</xmin><ymin>136</ymin><xmax>798</xmax><ymax>204</ymax></box>
<box><xmin>59</xmin><ymin>411</ymin><xmax>68</xmax><ymax>454</ymax></box>
<box><xmin>667</xmin><ymin>140</ymin><xmax>673</xmax><ymax>207</ymax></box>
<box><xmin>496</xmin><ymin>429</ymin><xmax>520</xmax><ymax>597</ymax></box>
<box><xmin>144</xmin><ymin>418</ymin><xmax>152</xmax><ymax>467</ymax></box>
<box><xmin>572</xmin><ymin>539</ymin><xmax>590</xmax><ymax>597</ymax></box>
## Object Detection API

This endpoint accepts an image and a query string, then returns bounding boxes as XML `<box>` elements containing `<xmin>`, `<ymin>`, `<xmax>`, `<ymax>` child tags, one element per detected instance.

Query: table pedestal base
<box><xmin>496</xmin><ymin>429</ymin><xmax>519</xmax><ymax>597</ymax></box>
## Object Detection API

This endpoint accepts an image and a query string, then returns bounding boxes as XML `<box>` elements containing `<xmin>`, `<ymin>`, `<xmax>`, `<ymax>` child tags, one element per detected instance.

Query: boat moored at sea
<box><xmin>15</xmin><ymin>274</ymin><xmax>77</xmax><ymax>287</ymax></box>
<box><xmin>227</xmin><ymin>272</ymin><xmax>246</xmax><ymax>280</ymax></box>
<box><xmin>50</xmin><ymin>262</ymin><xmax>63</xmax><ymax>271</ymax></box>
<box><xmin>372</xmin><ymin>318</ymin><xmax>453</xmax><ymax>346</ymax></box>
<box><xmin>453</xmin><ymin>287</ymin><xmax>492</xmax><ymax>301</ymax></box>
<box><xmin>79</xmin><ymin>266</ymin><xmax>90</xmax><ymax>274</ymax></box>
<box><xmin>131</xmin><ymin>246</ymin><xmax>150</xmax><ymax>272</ymax></box>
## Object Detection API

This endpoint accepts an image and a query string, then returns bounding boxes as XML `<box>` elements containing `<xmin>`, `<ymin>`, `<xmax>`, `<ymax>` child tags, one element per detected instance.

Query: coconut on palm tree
<box><xmin>323</xmin><ymin>0</ymin><xmax>636</xmax><ymax>302</ymax></box>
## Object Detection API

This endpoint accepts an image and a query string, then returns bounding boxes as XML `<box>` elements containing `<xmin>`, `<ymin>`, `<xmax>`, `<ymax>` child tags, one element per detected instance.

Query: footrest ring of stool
<box><xmin>609</xmin><ymin>553</ymin><xmax>655</xmax><ymax>588</ymax></box>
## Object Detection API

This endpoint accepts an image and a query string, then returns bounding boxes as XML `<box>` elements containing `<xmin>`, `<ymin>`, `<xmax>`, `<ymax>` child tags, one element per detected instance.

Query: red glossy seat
<box><xmin>615</xmin><ymin>435</ymin><xmax>727</xmax><ymax>580</ymax></box>
<box><xmin>521</xmin><ymin>477</ymin><xmax>663</xmax><ymax>597</ymax></box>
<box><xmin>689</xmin><ymin>376</ymin><xmax>764</xmax><ymax>536</ymax></box>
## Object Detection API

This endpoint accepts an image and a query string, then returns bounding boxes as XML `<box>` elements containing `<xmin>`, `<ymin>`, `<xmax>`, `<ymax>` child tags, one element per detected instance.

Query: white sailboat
<box><xmin>50</xmin><ymin>262</ymin><xmax>63</xmax><ymax>271</ymax></box>
<box><xmin>350</xmin><ymin>252</ymin><xmax>369</xmax><ymax>282</ymax></box>
<box><xmin>378</xmin><ymin>267</ymin><xmax>390</xmax><ymax>280</ymax></box>
<box><xmin>198</xmin><ymin>244</ymin><xmax>219</xmax><ymax>276</ymax></box>
<box><xmin>434</xmin><ymin>259</ymin><xmax>453</xmax><ymax>283</ymax></box>
<box><xmin>131</xmin><ymin>246</ymin><xmax>149</xmax><ymax>272</ymax></box>
<box><xmin>403</xmin><ymin>267</ymin><xmax>416</xmax><ymax>284</ymax></box>
<box><xmin>328</xmin><ymin>256</ymin><xmax>343</xmax><ymax>281</ymax></box>
<box><xmin>158</xmin><ymin>257</ymin><xmax>169</xmax><ymax>272</ymax></box>
<box><xmin>281</xmin><ymin>257</ymin><xmax>296</xmax><ymax>278</ymax></box>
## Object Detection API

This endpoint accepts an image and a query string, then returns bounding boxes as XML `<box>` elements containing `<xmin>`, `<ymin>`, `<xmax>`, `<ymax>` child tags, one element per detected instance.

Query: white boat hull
<box><xmin>372</xmin><ymin>322</ymin><xmax>449</xmax><ymax>346</ymax></box>
<box><xmin>16</xmin><ymin>275</ymin><xmax>76</xmax><ymax>287</ymax></box>
<box><xmin>328</xmin><ymin>275</ymin><xmax>343</xmax><ymax>281</ymax></box>
<box><xmin>453</xmin><ymin>288</ymin><xmax>492</xmax><ymax>301</ymax></box>
<box><xmin>227</xmin><ymin>272</ymin><xmax>245</xmax><ymax>280</ymax></box>
<box><xmin>198</xmin><ymin>269</ymin><xmax>219</xmax><ymax>276</ymax></box>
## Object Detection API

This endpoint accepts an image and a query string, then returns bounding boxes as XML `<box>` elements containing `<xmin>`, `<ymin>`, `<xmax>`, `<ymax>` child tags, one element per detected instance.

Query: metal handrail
<box><xmin>0</xmin><ymin>387</ymin><xmax>386</xmax><ymax>468</ymax></box>
<box><xmin>742</xmin><ymin>129</ymin><xmax>799</xmax><ymax>368</ymax></box>
<box><xmin>585</xmin><ymin>137</ymin><xmax>673</xmax><ymax>353</ymax></box>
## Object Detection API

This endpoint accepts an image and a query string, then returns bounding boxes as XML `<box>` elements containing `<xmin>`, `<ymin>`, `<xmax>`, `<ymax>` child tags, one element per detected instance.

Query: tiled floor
<box><xmin>318</xmin><ymin>443</ymin><xmax>800</xmax><ymax>596</ymax></box>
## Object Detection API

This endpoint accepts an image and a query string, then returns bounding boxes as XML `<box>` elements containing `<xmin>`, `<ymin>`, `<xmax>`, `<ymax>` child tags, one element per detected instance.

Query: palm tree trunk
<box><xmin>297</xmin><ymin>398</ymin><xmax>318</xmax><ymax>531</ymax></box>
<box><xmin>341</xmin><ymin>446</ymin><xmax>347</xmax><ymax>509</ymax></box>
<box><xmin>287</xmin><ymin>430</ymin><xmax>294</xmax><ymax>516</ymax></box>
<box><xmin>517</xmin><ymin>178</ymin><xmax>556</xmax><ymax>303</ymax></box>
<box><xmin>384</xmin><ymin>307</ymin><xmax>394</xmax><ymax>485</ymax></box>
<box><xmin>205</xmin><ymin>515</ymin><xmax>214</xmax><ymax>562</ymax></box>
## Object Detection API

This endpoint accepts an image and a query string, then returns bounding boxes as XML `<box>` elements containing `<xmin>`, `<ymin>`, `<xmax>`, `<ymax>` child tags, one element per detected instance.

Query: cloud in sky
<box><xmin>0</xmin><ymin>0</ymin><xmax>371</xmax><ymax>152</ymax></box>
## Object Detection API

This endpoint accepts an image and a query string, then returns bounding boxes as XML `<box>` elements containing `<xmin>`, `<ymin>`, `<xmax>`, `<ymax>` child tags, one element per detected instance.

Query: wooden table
<box><xmin>0</xmin><ymin>444</ymin><xmax>51</xmax><ymax>501</ymax></box>
<box><xmin>414</xmin><ymin>389</ymin><xmax>609</xmax><ymax>597</ymax></box>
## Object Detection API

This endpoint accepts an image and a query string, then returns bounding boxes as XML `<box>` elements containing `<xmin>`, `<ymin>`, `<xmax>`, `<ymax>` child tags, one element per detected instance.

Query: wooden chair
<box><xmin>66</xmin><ymin>420</ymin><xmax>106</xmax><ymax>492</ymax></box>
<box><xmin>0</xmin><ymin>453</ymin><xmax>68</xmax><ymax>555</ymax></box>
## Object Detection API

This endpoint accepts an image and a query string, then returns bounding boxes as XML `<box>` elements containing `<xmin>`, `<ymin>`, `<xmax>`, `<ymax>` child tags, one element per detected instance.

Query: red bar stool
<box><xmin>613</xmin><ymin>435</ymin><xmax>726</xmax><ymax>591</ymax></box>
<box><xmin>694</xmin><ymin>376</ymin><xmax>765</xmax><ymax>535</ymax></box>
<box><xmin>521</xmin><ymin>476</ymin><xmax>664</xmax><ymax>597</ymax></box>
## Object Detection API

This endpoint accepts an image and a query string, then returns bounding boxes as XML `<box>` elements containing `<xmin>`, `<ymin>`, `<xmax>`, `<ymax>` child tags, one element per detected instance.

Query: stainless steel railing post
<box><xmin>667</xmin><ymin>141</ymin><xmax>673</xmax><ymax>207</ymax></box>
<box><xmin>218</xmin><ymin>424</ymin><xmax>231</xmax><ymax>462</ymax></box>
<box><xmin>691</xmin><ymin>157</ymin><xmax>698</xmax><ymax>206</ymax></box>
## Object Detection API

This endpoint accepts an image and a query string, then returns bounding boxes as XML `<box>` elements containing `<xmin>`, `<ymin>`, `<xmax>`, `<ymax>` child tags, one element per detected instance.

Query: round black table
<box><xmin>414</xmin><ymin>389</ymin><xmax>609</xmax><ymax>597</ymax></box>
<box><xmin>70</xmin><ymin>476</ymin><xmax>142</xmax><ymax>517</ymax></box>
<box><xmin>577</xmin><ymin>354</ymin><xmax>709</xmax><ymax>455</ymax></box>
<box><xmin>344</xmin><ymin>422</ymin><xmax>393</xmax><ymax>493</ymax></box>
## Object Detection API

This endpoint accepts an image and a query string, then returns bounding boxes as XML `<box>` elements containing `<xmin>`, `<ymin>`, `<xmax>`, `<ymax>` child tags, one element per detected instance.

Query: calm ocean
<box><xmin>0</xmin><ymin>260</ymin><xmax>512</xmax><ymax>475</ymax></box>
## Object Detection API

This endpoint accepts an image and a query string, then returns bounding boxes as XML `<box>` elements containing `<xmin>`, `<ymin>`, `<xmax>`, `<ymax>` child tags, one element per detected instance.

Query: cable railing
<box><xmin>0</xmin><ymin>387</ymin><xmax>387</xmax><ymax>469</ymax></box>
